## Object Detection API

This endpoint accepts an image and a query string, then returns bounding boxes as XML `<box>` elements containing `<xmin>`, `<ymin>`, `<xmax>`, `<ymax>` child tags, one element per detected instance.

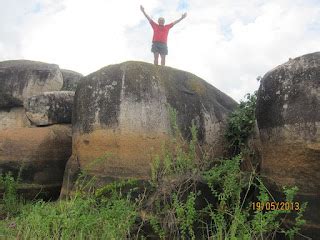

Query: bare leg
<box><xmin>160</xmin><ymin>54</ymin><xmax>166</xmax><ymax>66</ymax></box>
<box><xmin>154</xmin><ymin>53</ymin><xmax>159</xmax><ymax>65</ymax></box>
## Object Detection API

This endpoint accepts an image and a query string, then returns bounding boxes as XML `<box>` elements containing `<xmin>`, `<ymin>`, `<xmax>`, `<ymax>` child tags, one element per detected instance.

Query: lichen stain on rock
<box><xmin>73</xmin><ymin>65</ymin><xmax>123</xmax><ymax>133</ymax></box>
<box><xmin>25</xmin><ymin>91</ymin><xmax>74</xmax><ymax>126</ymax></box>
<box><xmin>61</xmin><ymin>69</ymin><xmax>83</xmax><ymax>91</ymax></box>
<box><xmin>0</xmin><ymin>60</ymin><xmax>63</xmax><ymax>109</ymax></box>
<box><xmin>257</xmin><ymin>52</ymin><xmax>320</xmax><ymax>129</ymax></box>
<box><xmin>187</xmin><ymin>77</ymin><xmax>206</xmax><ymax>96</ymax></box>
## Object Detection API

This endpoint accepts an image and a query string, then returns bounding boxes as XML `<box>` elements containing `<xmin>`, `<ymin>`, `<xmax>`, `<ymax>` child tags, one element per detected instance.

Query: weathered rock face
<box><xmin>0</xmin><ymin>60</ymin><xmax>73</xmax><ymax>199</ymax></box>
<box><xmin>0</xmin><ymin>107</ymin><xmax>31</xmax><ymax>129</ymax></box>
<box><xmin>256</xmin><ymin>52</ymin><xmax>320</xmax><ymax>237</ymax></box>
<box><xmin>0</xmin><ymin>60</ymin><xmax>63</xmax><ymax>109</ymax></box>
<box><xmin>0</xmin><ymin>125</ymin><xmax>72</xmax><ymax>199</ymax></box>
<box><xmin>25</xmin><ymin>91</ymin><xmax>74</xmax><ymax>126</ymax></box>
<box><xmin>61</xmin><ymin>61</ymin><xmax>237</xmax><ymax>196</ymax></box>
<box><xmin>61</xmin><ymin>69</ymin><xmax>83</xmax><ymax>91</ymax></box>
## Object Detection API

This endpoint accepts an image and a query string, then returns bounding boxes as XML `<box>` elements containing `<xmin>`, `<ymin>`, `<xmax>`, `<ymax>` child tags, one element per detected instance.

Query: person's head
<box><xmin>158</xmin><ymin>17</ymin><xmax>165</xmax><ymax>26</ymax></box>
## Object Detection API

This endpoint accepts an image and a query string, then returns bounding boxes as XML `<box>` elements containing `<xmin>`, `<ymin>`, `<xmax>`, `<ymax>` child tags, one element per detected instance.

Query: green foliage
<box><xmin>204</xmin><ymin>155</ymin><xmax>242</xmax><ymax>205</ymax></box>
<box><xmin>146</xmin><ymin>106</ymin><xmax>202</xmax><ymax>239</ymax></box>
<box><xmin>151</xmin><ymin>155</ymin><xmax>161</xmax><ymax>185</ymax></box>
<box><xmin>203</xmin><ymin>155</ymin><xmax>249</xmax><ymax>239</ymax></box>
<box><xmin>0</xmin><ymin>172</ymin><xmax>22</xmax><ymax>217</ymax></box>
<box><xmin>225</xmin><ymin>92</ymin><xmax>257</xmax><ymax>155</ymax></box>
<box><xmin>284</xmin><ymin>202</ymin><xmax>307</xmax><ymax>240</ymax></box>
<box><xmin>168</xmin><ymin>105</ymin><xmax>197</xmax><ymax>173</ymax></box>
<box><xmin>173</xmin><ymin>192</ymin><xmax>197</xmax><ymax>240</ymax></box>
<box><xmin>9</xmin><ymin>197</ymin><xmax>136</xmax><ymax>239</ymax></box>
<box><xmin>0</xmin><ymin>179</ymin><xmax>138</xmax><ymax>239</ymax></box>
<box><xmin>168</xmin><ymin>105</ymin><xmax>179</xmax><ymax>138</ymax></box>
<box><xmin>95</xmin><ymin>179</ymin><xmax>139</xmax><ymax>200</ymax></box>
<box><xmin>149</xmin><ymin>216</ymin><xmax>165</xmax><ymax>239</ymax></box>
<box><xmin>203</xmin><ymin>156</ymin><xmax>307</xmax><ymax>240</ymax></box>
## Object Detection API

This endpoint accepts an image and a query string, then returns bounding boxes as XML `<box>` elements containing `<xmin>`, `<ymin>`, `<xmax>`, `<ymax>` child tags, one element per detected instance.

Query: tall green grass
<box><xmin>0</xmin><ymin>176</ymin><xmax>137</xmax><ymax>239</ymax></box>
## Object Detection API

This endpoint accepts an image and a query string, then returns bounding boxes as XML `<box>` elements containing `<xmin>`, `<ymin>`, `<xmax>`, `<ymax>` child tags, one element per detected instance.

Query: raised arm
<box><xmin>172</xmin><ymin>13</ymin><xmax>187</xmax><ymax>26</ymax></box>
<box><xmin>140</xmin><ymin>5</ymin><xmax>152</xmax><ymax>22</ymax></box>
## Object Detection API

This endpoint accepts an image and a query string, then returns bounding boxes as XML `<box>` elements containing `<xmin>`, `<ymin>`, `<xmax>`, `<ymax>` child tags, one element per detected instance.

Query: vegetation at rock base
<box><xmin>0</xmin><ymin>174</ymin><xmax>138</xmax><ymax>239</ymax></box>
<box><xmin>225</xmin><ymin>92</ymin><xmax>257</xmax><ymax>156</ymax></box>
<box><xmin>0</xmin><ymin>95</ymin><xmax>307</xmax><ymax>239</ymax></box>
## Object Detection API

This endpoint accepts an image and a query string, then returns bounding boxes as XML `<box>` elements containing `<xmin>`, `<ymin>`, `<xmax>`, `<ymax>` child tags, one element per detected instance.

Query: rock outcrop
<box><xmin>0</xmin><ymin>60</ymin><xmax>63</xmax><ymax>109</ymax></box>
<box><xmin>61</xmin><ymin>61</ymin><xmax>237</xmax><ymax>196</ymax></box>
<box><xmin>0</xmin><ymin>59</ymin><xmax>72</xmax><ymax>199</ymax></box>
<box><xmin>256</xmin><ymin>52</ymin><xmax>320</xmax><ymax>237</ymax></box>
<box><xmin>0</xmin><ymin>125</ymin><xmax>71</xmax><ymax>199</ymax></box>
<box><xmin>25</xmin><ymin>91</ymin><xmax>74</xmax><ymax>126</ymax></box>
<box><xmin>61</xmin><ymin>69</ymin><xmax>83</xmax><ymax>91</ymax></box>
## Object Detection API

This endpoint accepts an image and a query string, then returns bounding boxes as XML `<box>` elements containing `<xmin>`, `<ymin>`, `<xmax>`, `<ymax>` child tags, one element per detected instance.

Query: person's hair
<box><xmin>158</xmin><ymin>17</ymin><xmax>165</xmax><ymax>23</ymax></box>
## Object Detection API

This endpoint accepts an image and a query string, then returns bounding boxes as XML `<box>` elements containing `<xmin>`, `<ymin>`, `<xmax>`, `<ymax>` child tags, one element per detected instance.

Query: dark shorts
<box><xmin>151</xmin><ymin>42</ymin><xmax>168</xmax><ymax>55</ymax></box>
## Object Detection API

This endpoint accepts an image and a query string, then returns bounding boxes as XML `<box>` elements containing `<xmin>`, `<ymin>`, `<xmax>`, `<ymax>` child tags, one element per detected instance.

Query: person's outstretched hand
<box><xmin>182</xmin><ymin>12</ymin><xmax>187</xmax><ymax>19</ymax></box>
<box><xmin>140</xmin><ymin>5</ymin><xmax>144</xmax><ymax>12</ymax></box>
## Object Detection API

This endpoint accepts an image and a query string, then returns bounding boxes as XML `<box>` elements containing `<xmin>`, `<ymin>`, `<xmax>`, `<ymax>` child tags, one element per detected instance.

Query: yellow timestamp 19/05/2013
<box><xmin>251</xmin><ymin>201</ymin><xmax>300</xmax><ymax>211</ymax></box>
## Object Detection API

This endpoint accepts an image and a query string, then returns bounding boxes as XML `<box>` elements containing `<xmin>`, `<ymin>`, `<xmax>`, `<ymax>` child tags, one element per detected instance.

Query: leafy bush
<box><xmin>203</xmin><ymin>156</ymin><xmax>306</xmax><ymax>240</ymax></box>
<box><xmin>142</xmin><ymin>103</ymin><xmax>307</xmax><ymax>239</ymax></box>
<box><xmin>225</xmin><ymin>92</ymin><xmax>257</xmax><ymax>155</ymax></box>
<box><xmin>0</xmin><ymin>172</ymin><xmax>22</xmax><ymax>218</ymax></box>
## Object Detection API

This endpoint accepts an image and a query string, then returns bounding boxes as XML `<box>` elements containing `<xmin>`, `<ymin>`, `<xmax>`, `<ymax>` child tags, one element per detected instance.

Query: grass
<box><xmin>0</xmin><ymin>177</ymin><xmax>137</xmax><ymax>239</ymax></box>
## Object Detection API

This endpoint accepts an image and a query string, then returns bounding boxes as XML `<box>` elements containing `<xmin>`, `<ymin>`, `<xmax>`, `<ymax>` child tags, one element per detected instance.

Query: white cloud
<box><xmin>0</xmin><ymin>0</ymin><xmax>320</xmax><ymax>101</ymax></box>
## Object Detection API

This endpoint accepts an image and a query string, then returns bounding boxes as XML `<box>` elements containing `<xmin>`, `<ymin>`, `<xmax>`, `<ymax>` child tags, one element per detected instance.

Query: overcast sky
<box><xmin>1</xmin><ymin>0</ymin><xmax>319</xmax><ymax>101</ymax></box>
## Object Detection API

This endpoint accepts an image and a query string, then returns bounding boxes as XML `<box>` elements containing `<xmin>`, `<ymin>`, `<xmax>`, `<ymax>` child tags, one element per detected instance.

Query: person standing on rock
<box><xmin>140</xmin><ymin>5</ymin><xmax>187</xmax><ymax>66</ymax></box>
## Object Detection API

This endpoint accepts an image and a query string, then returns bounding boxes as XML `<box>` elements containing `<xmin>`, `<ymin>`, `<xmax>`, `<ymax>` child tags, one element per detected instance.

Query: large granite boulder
<box><xmin>0</xmin><ymin>60</ymin><xmax>63</xmax><ymax>109</ymax></box>
<box><xmin>25</xmin><ymin>91</ymin><xmax>74</xmax><ymax>126</ymax></box>
<box><xmin>61</xmin><ymin>69</ymin><xmax>83</xmax><ymax>91</ymax></box>
<box><xmin>256</xmin><ymin>52</ymin><xmax>320</xmax><ymax>237</ymax></box>
<box><xmin>0</xmin><ymin>125</ymin><xmax>72</xmax><ymax>199</ymax></box>
<box><xmin>61</xmin><ymin>61</ymin><xmax>237</xmax><ymax>196</ymax></box>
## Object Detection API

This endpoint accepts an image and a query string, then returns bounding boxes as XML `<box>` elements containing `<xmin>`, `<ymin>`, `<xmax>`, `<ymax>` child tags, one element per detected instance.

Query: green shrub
<box><xmin>225</xmin><ymin>92</ymin><xmax>257</xmax><ymax>155</ymax></box>
<box><xmin>173</xmin><ymin>192</ymin><xmax>197</xmax><ymax>240</ymax></box>
<box><xmin>0</xmin><ymin>172</ymin><xmax>22</xmax><ymax>217</ymax></box>
<box><xmin>202</xmin><ymin>155</ymin><xmax>307</xmax><ymax>240</ymax></box>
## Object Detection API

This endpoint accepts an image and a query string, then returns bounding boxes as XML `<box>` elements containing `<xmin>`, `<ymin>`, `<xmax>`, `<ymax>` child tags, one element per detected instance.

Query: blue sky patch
<box><xmin>177</xmin><ymin>0</ymin><xmax>189</xmax><ymax>11</ymax></box>
<box><xmin>32</xmin><ymin>2</ymin><xmax>42</xmax><ymax>13</ymax></box>
<box><xmin>219</xmin><ymin>19</ymin><xmax>233</xmax><ymax>41</ymax></box>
